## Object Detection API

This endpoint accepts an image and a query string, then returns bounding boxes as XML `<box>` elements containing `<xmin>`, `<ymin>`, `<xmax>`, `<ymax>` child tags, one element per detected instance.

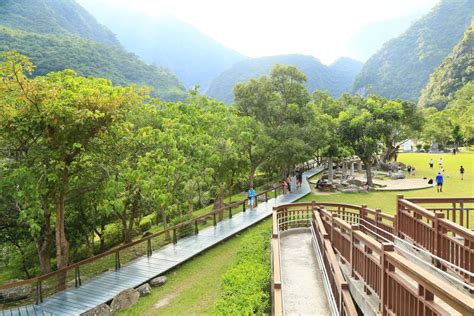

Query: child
<box><xmin>460</xmin><ymin>166</ymin><xmax>465</xmax><ymax>180</ymax></box>
<box><xmin>247</xmin><ymin>187</ymin><xmax>256</xmax><ymax>208</ymax></box>
<box><xmin>436</xmin><ymin>172</ymin><xmax>443</xmax><ymax>193</ymax></box>
<box><xmin>429</xmin><ymin>159</ymin><xmax>434</xmax><ymax>169</ymax></box>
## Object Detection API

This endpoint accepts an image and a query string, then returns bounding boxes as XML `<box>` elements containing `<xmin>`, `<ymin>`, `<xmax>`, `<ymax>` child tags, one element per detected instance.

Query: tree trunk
<box><xmin>55</xmin><ymin>180</ymin><xmax>70</xmax><ymax>290</ymax></box>
<box><xmin>161</xmin><ymin>211</ymin><xmax>170</xmax><ymax>241</ymax></box>
<box><xmin>365</xmin><ymin>162</ymin><xmax>373</xmax><ymax>186</ymax></box>
<box><xmin>328</xmin><ymin>158</ymin><xmax>334</xmax><ymax>184</ymax></box>
<box><xmin>213</xmin><ymin>189</ymin><xmax>226</xmax><ymax>221</ymax></box>
<box><xmin>36</xmin><ymin>210</ymin><xmax>52</xmax><ymax>274</ymax></box>
<box><xmin>248</xmin><ymin>164</ymin><xmax>257</xmax><ymax>188</ymax></box>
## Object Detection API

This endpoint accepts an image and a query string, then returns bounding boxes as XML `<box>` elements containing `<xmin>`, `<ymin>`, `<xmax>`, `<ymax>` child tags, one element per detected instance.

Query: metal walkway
<box><xmin>280</xmin><ymin>229</ymin><xmax>330</xmax><ymax>315</ymax></box>
<box><xmin>3</xmin><ymin>166</ymin><xmax>324</xmax><ymax>316</ymax></box>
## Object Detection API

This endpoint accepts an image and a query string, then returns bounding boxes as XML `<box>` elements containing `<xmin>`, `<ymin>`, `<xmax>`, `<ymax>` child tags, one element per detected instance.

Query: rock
<box><xmin>150</xmin><ymin>276</ymin><xmax>167</xmax><ymax>287</ymax></box>
<box><xmin>82</xmin><ymin>303</ymin><xmax>112</xmax><ymax>316</ymax></box>
<box><xmin>137</xmin><ymin>283</ymin><xmax>152</xmax><ymax>297</ymax></box>
<box><xmin>110</xmin><ymin>288</ymin><xmax>140</xmax><ymax>312</ymax></box>
<box><xmin>0</xmin><ymin>279</ymin><xmax>31</xmax><ymax>302</ymax></box>
<box><xmin>390</xmin><ymin>173</ymin><xmax>405</xmax><ymax>180</ymax></box>
<box><xmin>347</xmin><ymin>179</ymin><xmax>363</xmax><ymax>186</ymax></box>
<box><xmin>342</xmin><ymin>188</ymin><xmax>359</xmax><ymax>193</ymax></box>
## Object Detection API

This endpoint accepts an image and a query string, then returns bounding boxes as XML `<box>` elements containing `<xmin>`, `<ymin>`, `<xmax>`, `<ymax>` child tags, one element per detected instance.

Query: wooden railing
<box><xmin>405</xmin><ymin>197</ymin><xmax>474</xmax><ymax>229</ymax></box>
<box><xmin>396</xmin><ymin>195</ymin><xmax>474</xmax><ymax>283</ymax></box>
<box><xmin>272</xmin><ymin>201</ymin><xmax>474</xmax><ymax>316</ymax></box>
<box><xmin>272</xmin><ymin>203</ymin><xmax>357</xmax><ymax>316</ymax></box>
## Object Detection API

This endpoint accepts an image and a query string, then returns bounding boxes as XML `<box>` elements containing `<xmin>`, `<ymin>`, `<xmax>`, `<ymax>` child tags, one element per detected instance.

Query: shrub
<box><xmin>423</xmin><ymin>143</ymin><xmax>431</xmax><ymax>152</ymax></box>
<box><xmin>213</xmin><ymin>225</ymin><xmax>271</xmax><ymax>315</ymax></box>
<box><xmin>139</xmin><ymin>219</ymin><xmax>152</xmax><ymax>233</ymax></box>
<box><xmin>171</xmin><ymin>213</ymin><xmax>194</xmax><ymax>238</ymax></box>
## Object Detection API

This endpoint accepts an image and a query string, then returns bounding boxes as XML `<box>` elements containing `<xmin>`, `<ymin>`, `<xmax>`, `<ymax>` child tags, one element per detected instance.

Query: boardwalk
<box><xmin>280</xmin><ymin>229</ymin><xmax>330</xmax><ymax>315</ymax></box>
<box><xmin>3</xmin><ymin>166</ymin><xmax>324</xmax><ymax>316</ymax></box>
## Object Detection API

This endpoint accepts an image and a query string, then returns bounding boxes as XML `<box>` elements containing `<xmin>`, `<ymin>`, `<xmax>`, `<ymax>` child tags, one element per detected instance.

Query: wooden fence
<box><xmin>272</xmin><ymin>201</ymin><xmax>474</xmax><ymax>316</ymax></box>
<box><xmin>396</xmin><ymin>195</ymin><xmax>474</xmax><ymax>283</ymax></box>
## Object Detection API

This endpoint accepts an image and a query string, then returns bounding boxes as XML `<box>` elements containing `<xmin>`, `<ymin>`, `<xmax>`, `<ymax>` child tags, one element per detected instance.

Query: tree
<box><xmin>0</xmin><ymin>51</ymin><xmax>143</xmax><ymax>273</ymax></box>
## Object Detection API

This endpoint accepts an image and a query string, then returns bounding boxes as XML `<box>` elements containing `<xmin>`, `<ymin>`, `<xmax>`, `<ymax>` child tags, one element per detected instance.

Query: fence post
<box><xmin>228</xmin><ymin>207</ymin><xmax>232</xmax><ymax>219</ymax></box>
<box><xmin>115</xmin><ymin>251</ymin><xmax>121</xmax><ymax>270</ymax></box>
<box><xmin>380</xmin><ymin>243</ymin><xmax>395</xmax><ymax>314</ymax></box>
<box><xmin>147</xmin><ymin>238</ymin><xmax>152</xmax><ymax>257</ymax></box>
<box><xmin>35</xmin><ymin>280</ymin><xmax>43</xmax><ymax>304</ymax></box>
<box><xmin>213</xmin><ymin>213</ymin><xmax>217</xmax><ymax>226</ymax></box>
<box><xmin>274</xmin><ymin>187</ymin><xmax>277</xmax><ymax>199</ymax></box>
<box><xmin>243</xmin><ymin>202</ymin><xmax>246</xmax><ymax>213</ymax></box>
<box><xmin>195</xmin><ymin>220</ymin><xmax>199</xmax><ymax>235</ymax></box>
<box><xmin>74</xmin><ymin>266</ymin><xmax>81</xmax><ymax>287</ymax></box>
<box><xmin>173</xmin><ymin>228</ymin><xmax>177</xmax><ymax>244</ymax></box>
<box><xmin>395</xmin><ymin>195</ymin><xmax>404</xmax><ymax>236</ymax></box>
<box><xmin>433</xmin><ymin>212</ymin><xmax>444</xmax><ymax>268</ymax></box>
<box><xmin>265</xmin><ymin>191</ymin><xmax>268</xmax><ymax>202</ymax></box>
<box><xmin>375</xmin><ymin>208</ymin><xmax>381</xmax><ymax>239</ymax></box>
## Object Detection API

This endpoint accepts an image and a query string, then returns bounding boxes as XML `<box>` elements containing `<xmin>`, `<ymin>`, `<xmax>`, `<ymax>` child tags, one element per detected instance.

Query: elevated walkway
<box><xmin>1</xmin><ymin>164</ymin><xmax>325</xmax><ymax>316</ymax></box>
<box><xmin>280</xmin><ymin>229</ymin><xmax>329</xmax><ymax>315</ymax></box>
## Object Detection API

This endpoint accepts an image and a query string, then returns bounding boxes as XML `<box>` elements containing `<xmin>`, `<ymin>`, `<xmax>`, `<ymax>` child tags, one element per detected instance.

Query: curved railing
<box><xmin>271</xmin><ymin>201</ymin><xmax>474</xmax><ymax>316</ymax></box>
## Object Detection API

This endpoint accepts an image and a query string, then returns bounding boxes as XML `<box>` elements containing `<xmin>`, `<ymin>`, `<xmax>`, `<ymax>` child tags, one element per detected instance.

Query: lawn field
<box><xmin>300</xmin><ymin>152</ymin><xmax>474</xmax><ymax>215</ymax></box>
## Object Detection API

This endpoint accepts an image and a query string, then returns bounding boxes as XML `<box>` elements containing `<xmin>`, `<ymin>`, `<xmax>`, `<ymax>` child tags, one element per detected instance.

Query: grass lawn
<box><xmin>300</xmin><ymin>152</ymin><xmax>474</xmax><ymax>215</ymax></box>
<box><xmin>118</xmin><ymin>219</ymin><xmax>272</xmax><ymax>316</ymax></box>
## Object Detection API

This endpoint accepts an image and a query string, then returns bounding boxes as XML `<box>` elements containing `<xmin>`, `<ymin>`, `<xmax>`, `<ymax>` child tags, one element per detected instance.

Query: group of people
<box><xmin>247</xmin><ymin>167</ymin><xmax>305</xmax><ymax>209</ymax></box>
<box><xmin>430</xmin><ymin>156</ymin><xmax>465</xmax><ymax>193</ymax></box>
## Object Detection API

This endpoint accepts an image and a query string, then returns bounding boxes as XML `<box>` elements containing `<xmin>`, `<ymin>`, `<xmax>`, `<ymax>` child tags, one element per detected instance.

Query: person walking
<box><xmin>407</xmin><ymin>165</ymin><xmax>412</xmax><ymax>176</ymax></box>
<box><xmin>286</xmin><ymin>175</ymin><xmax>292</xmax><ymax>193</ymax></box>
<box><xmin>438</xmin><ymin>158</ymin><xmax>443</xmax><ymax>168</ymax></box>
<box><xmin>460</xmin><ymin>166</ymin><xmax>465</xmax><ymax>180</ymax></box>
<box><xmin>452</xmin><ymin>148</ymin><xmax>456</xmax><ymax>155</ymax></box>
<box><xmin>436</xmin><ymin>172</ymin><xmax>444</xmax><ymax>193</ymax></box>
<box><xmin>295</xmin><ymin>168</ymin><xmax>303</xmax><ymax>189</ymax></box>
<box><xmin>247</xmin><ymin>187</ymin><xmax>256</xmax><ymax>209</ymax></box>
<box><xmin>429</xmin><ymin>159</ymin><xmax>434</xmax><ymax>169</ymax></box>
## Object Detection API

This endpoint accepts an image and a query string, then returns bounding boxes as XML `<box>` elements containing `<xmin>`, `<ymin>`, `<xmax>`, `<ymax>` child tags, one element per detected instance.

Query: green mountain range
<box><xmin>206</xmin><ymin>55</ymin><xmax>363</xmax><ymax>104</ymax></box>
<box><xmin>418</xmin><ymin>20</ymin><xmax>474</xmax><ymax>110</ymax></box>
<box><xmin>76</xmin><ymin>1</ymin><xmax>247</xmax><ymax>91</ymax></box>
<box><xmin>0</xmin><ymin>0</ymin><xmax>187</xmax><ymax>101</ymax></box>
<box><xmin>353</xmin><ymin>0</ymin><xmax>474</xmax><ymax>102</ymax></box>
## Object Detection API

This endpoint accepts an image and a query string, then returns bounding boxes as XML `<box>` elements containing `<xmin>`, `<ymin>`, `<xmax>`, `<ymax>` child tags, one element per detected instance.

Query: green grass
<box><xmin>300</xmin><ymin>152</ymin><xmax>474</xmax><ymax>215</ymax></box>
<box><xmin>118</xmin><ymin>219</ymin><xmax>272</xmax><ymax>316</ymax></box>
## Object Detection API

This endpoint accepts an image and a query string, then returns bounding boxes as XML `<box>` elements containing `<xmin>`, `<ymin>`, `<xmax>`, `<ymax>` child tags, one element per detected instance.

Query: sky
<box><xmin>78</xmin><ymin>0</ymin><xmax>439</xmax><ymax>64</ymax></box>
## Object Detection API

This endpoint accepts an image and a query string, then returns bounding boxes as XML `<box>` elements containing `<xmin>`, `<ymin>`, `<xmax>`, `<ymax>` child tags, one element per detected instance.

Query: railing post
<box><xmin>195</xmin><ymin>220</ymin><xmax>199</xmax><ymax>235</ymax></box>
<box><xmin>360</xmin><ymin>204</ymin><xmax>367</xmax><ymax>226</ymax></box>
<box><xmin>433</xmin><ymin>212</ymin><xmax>444</xmax><ymax>268</ymax></box>
<box><xmin>395</xmin><ymin>194</ymin><xmax>404</xmax><ymax>236</ymax></box>
<box><xmin>228</xmin><ymin>207</ymin><xmax>232</xmax><ymax>219</ymax></box>
<box><xmin>74</xmin><ymin>266</ymin><xmax>81</xmax><ymax>287</ymax></box>
<box><xmin>375</xmin><ymin>208</ymin><xmax>381</xmax><ymax>239</ymax></box>
<box><xmin>147</xmin><ymin>238</ymin><xmax>152</xmax><ymax>257</ymax></box>
<box><xmin>173</xmin><ymin>228</ymin><xmax>177</xmax><ymax>244</ymax></box>
<box><xmin>274</xmin><ymin>187</ymin><xmax>277</xmax><ymax>199</ymax></box>
<box><xmin>115</xmin><ymin>251</ymin><xmax>121</xmax><ymax>270</ymax></box>
<box><xmin>243</xmin><ymin>202</ymin><xmax>246</xmax><ymax>213</ymax></box>
<box><xmin>265</xmin><ymin>191</ymin><xmax>268</xmax><ymax>202</ymax></box>
<box><xmin>35</xmin><ymin>280</ymin><xmax>43</xmax><ymax>304</ymax></box>
<box><xmin>380</xmin><ymin>243</ymin><xmax>395</xmax><ymax>314</ymax></box>
<box><xmin>213</xmin><ymin>213</ymin><xmax>217</xmax><ymax>226</ymax></box>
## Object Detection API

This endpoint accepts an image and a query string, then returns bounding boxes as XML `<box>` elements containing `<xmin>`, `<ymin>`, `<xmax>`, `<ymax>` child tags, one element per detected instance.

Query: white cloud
<box><xmin>78</xmin><ymin>0</ymin><xmax>439</xmax><ymax>63</ymax></box>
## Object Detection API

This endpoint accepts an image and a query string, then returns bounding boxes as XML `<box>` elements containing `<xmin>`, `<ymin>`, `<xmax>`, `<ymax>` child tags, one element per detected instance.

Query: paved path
<box><xmin>3</xmin><ymin>166</ymin><xmax>324</xmax><ymax>316</ymax></box>
<box><xmin>280</xmin><ymin>229</ymin><xmax>330</xmax><ymax>315</ymax></box>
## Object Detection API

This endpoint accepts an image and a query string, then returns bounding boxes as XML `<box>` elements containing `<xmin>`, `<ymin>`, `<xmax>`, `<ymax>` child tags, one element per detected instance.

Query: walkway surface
<box><xmin>3</xmin><ymin>166</ymin><xmax>324</xmax><ymax>316</ymax></box>
<box><xmin>280</xmin><ymin>229</ymin><xmax>330</xmax><ymax>315</ymax></box>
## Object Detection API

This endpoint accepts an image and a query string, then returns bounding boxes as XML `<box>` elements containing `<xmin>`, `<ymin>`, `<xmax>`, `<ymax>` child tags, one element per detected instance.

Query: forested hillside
<box><xmin>418</xmin><ymin>21</ymin><xmax>474</xmax><ymax>110</ymax></box>
<box><xmin>0</xmin><ymin>0</ymin><xmax>187</xmax><ymax>101</ymax></box>
<box><xmin>206</xmin><ymin>54</ymin><xmax>362</xmax><ymax>104</ymax></box>
<box><xmin>0</xmin><ymin>0</ymin><xmax>119</xmax><ymax>46</ymax></box>
<box><xmin>353</xmin><ymin>0</ymin><xmax>474</xmax><ymax>102</ymax></box>
<box><xmin>75</xmin><ymin>3</ymin><xmax>247</xmax><ymax>91</ymax></box>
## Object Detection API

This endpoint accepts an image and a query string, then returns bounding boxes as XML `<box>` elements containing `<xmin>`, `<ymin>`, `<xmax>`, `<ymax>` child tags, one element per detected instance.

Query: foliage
<box><xmin>418</xmin><ymin>20</ymin><xmax>474</xmax><ymax>110</ymax></box>
<box><xmin>207</xmin><ymin>54</ymin><xmax>362</xmax><ymax>104</ymax></box>
<box><xmin>213</xmin><ymin>223</ymin><xmax>271</xmax><ymax>315</ymax></box>
<box><xmin>353</xmin><ymin>0</ymin><xmax>474</xmax><ymax>102</ymax></box>
<box><xmin>0</xmin><ymin>27</ymin><xmax>187</xmax><ymax>101</ymax></box>
<box><xmin>0</xmin><ymin>0</ymin><xmax>119</xmax><ymax>46</ymax></box>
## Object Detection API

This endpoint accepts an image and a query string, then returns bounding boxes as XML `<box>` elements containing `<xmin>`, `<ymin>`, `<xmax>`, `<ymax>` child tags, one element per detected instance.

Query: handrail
<box><xmin>406</xmin><ymin>197</ymin><xmax>474</xmax><ymax>203</ymax></box>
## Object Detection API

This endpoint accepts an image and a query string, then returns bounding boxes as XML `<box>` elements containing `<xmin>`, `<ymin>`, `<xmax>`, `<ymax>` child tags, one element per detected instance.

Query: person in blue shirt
<box><xmin>435</xmin><ymin>172</ymin><xmax>443</xmax><ymax>193</ymax></box>
<box><xmin>247</xmin><ymin>187</ymin><xmax>256</xmax><ymax>208</ymax></box>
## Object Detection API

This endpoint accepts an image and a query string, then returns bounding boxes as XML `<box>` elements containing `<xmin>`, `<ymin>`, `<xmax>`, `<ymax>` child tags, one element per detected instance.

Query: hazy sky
<box><xmin>78</xmin><ymin>0</ymin><xmax>439</xmax><ymax>63</ymax></box>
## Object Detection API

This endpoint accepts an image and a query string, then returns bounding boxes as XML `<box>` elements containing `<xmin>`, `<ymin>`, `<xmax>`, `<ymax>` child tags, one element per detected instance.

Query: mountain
<box><xmin>353</xmin><ymin>0</ymin><xmax>474</xmax><ymax>102</ymax></box>
<box><xmin>0</xmin><ymin>0</ymin><xmax>187</xmax><ymax>101</ymax></box>
<box><xmin>76</xmin><ymin>1</ymin><xmax>247</xmax><ymax>91</ymax></box>
<box><xmin>418</xmin><ymin>21</ymin><xmax>474</xmax><ymax>110</ymax></box>
<box><xmin>0</xmin><ymin>0</ymin><xmax>119</xmax><ymax>47</ymax></box>
<box><xmin>206</xmin><ymin>55</ymin><xmax>363</xmax><ymax>104</ymax></box>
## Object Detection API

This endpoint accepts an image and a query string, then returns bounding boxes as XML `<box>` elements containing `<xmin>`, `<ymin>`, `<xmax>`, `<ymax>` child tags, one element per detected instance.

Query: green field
<box><xmin>300</xmin><ymin>152</ymin><xmax>474</xmax><ymax>214</ymax></box>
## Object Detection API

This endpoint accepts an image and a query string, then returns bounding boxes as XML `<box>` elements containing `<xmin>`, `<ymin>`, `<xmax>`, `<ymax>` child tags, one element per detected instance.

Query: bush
<box><xmin>171</xmin><ymin>213</ymin><xmax>194</xmax><ymax>238</ymax></box>
<box><xmin>213</xmin><ymin>225</ymin><xmax>271</xmax><ymax>315</ymax></box>
<box><xmin>423</xmin><ymin>144</ymin><xmax>431</xmax><ymax>152</ymax></box>
<box><xmin>139</xmin><ymin>219</ymin><xmax>152</xmax><ymax>233</ymax></box>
